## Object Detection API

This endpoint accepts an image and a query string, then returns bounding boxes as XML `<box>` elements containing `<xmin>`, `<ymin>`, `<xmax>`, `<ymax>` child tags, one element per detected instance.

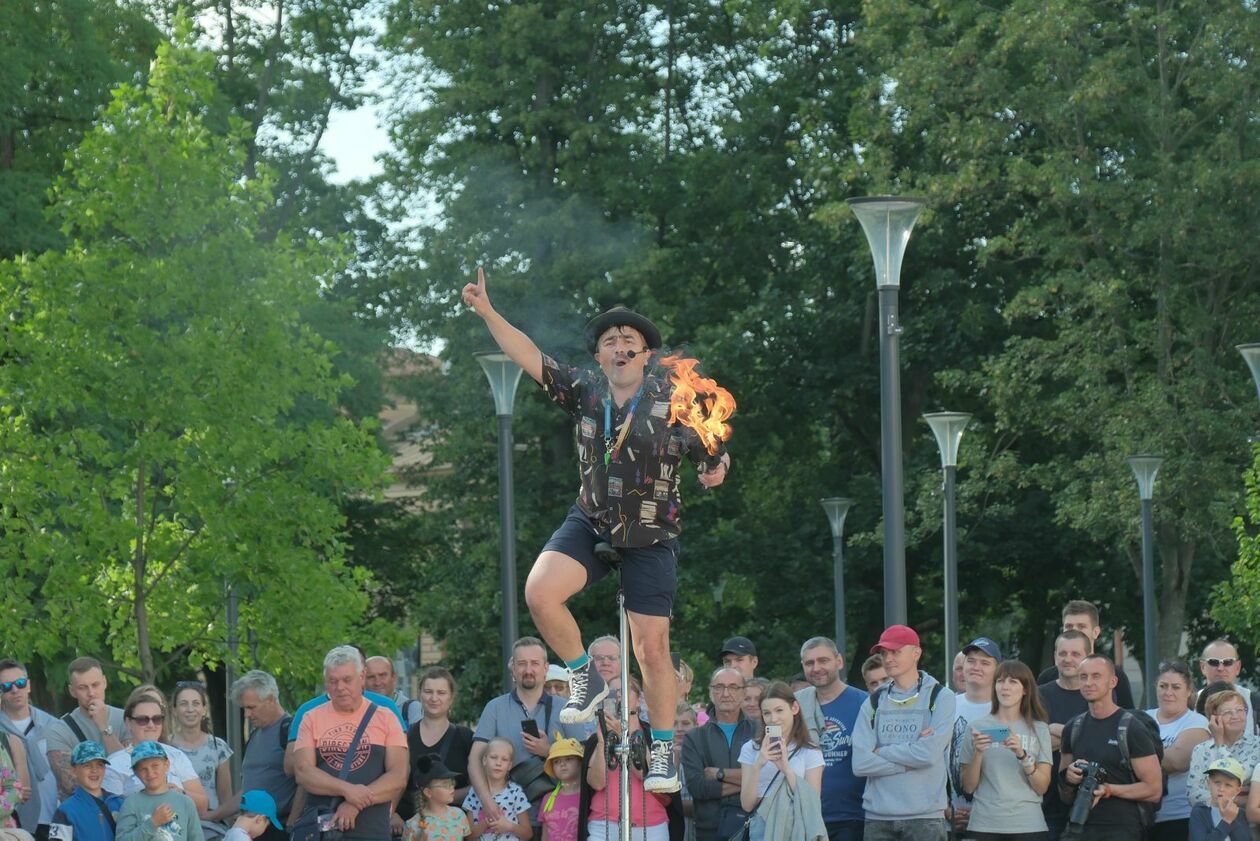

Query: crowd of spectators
<box><xmin>1</xmin><ymin>599</ymin><xmax>1255</xmax><ymax>841</ymax></box>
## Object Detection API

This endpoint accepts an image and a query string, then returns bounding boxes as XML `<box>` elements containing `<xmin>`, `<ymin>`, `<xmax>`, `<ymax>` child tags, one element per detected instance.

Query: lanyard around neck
<box><xmin>603</xmin><ymin>380</ymin><xmax>648</xmax><ymax>466</ymax></box>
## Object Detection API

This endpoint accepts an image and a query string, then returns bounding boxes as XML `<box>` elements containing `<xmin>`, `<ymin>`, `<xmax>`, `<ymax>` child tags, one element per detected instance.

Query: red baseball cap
<box><xmin>870</xmin><ymin>624</ymin><xmax>921</xmax><ymax>654</ymax></box>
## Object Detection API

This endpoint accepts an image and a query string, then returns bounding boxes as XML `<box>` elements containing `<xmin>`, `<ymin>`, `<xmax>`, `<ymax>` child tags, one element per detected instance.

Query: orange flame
<box><xmin>660</xmin><ymin>355</ymin><xmax>736</xmax><ymax>456</ymax></box>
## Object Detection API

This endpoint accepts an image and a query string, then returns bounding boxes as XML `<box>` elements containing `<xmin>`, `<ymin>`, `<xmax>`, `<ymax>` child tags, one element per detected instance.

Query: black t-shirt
<box><xmin>1039</xmin><ymin>681</ymin><xmax>1090</xmax><ymax>818</ymax></box>
<box><xmin>1059</xmin><ymin>708</ymin><xmax>1158</xmax><ymax>828</ymax></box>
<box><xmin>400</xmin><ymin>722</ymin><xmax>475</xmax><ymax>820</ymax></box>
<box><xmin>1038</xmin><ymin>665</ymin><xmax>1135</xmax><ymax>709</ymax></box>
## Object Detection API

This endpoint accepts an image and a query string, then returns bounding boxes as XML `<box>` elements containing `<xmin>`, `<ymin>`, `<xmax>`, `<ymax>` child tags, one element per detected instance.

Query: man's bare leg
<box><xmin>629</xmin><ymin>610</ymin><xmax>681</xmax><ymax>792</ymax></box>
<box><xmin>524</xmin><ymin>550</ymin><xmax>607</xmax><ymax>722</ymax></box>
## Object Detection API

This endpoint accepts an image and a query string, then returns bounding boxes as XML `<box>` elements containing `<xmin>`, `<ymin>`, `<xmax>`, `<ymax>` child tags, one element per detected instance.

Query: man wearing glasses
<box><xmin>681</xmin><ymin>667</ymin><xmax>752</xmax><ymax>841</ymax></box>
<box><xmin>0</xmin><ymin>658</ymin><xmax>62</xmax><ymax>840</ymax></box>
<box><xmin>588</xmin><ymin>637</ymin><xmax>622</xmax><ymax>686</ymax></box>
<box><xmin>1198</xmin><ymin>640</ymin><xmax>1255</xmax><ymax>734</ymax></box>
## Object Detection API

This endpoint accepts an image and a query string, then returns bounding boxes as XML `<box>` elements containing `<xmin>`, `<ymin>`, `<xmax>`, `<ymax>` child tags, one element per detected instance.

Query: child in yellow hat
<box><xmin>539</xmin><ymin>736</ymin><xmax>584</xmax><ymax>841</ymax></box>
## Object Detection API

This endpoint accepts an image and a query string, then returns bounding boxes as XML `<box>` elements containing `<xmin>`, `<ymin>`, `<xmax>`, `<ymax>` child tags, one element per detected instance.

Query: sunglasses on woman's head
<box><xmin>130</xmin><ymin>714</ymin><xmax>164</xmax><ymax>726</ymax></box>
<box><xmin>0</xmin><ymin>678</ymin><xmax>28</xmax><ymax>693</ymax></box>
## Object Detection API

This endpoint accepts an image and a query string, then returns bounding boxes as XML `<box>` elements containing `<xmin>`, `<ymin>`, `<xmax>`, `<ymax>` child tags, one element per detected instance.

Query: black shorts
<box><xmin>542</xmin><ymin>505</ymin><xmax>679</xmax><ymax>617</ymax></box>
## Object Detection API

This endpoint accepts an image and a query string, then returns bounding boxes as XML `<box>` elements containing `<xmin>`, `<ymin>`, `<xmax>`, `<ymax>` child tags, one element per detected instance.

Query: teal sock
<box><xmin>565</xmin><ymin>653</ymin><xmax>590</xmax><ymax>671</ymax></box>
<box><xmin>651</xmin><ymin>728</ymin><xmax>674</xmax><ymax>743</ymax></box>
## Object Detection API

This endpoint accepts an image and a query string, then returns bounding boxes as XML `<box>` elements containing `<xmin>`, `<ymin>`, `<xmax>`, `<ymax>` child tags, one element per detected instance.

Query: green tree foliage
<box><xmin>857</xmin><ymin>0</ymin><xmax>1260</xmax><ymax>668</ymax></box>
<box><xmin>379</xmin><ymin>0</ymin><xmax>1259</xmax><ymax>704</ymax></box>
<box><xmin>0</xmin><ymin>30</ymin><xmax>392</xmax><ymax>685</ymax></box>
<box><xmin>1216</xmin><ymin>446</ymin><xmax>1260</xmax><ymax>642</ymax></box>
<box><xmin>0</xmin><ymin>0</ymin><xmax>159</xmax><ymax>258</ymax></box>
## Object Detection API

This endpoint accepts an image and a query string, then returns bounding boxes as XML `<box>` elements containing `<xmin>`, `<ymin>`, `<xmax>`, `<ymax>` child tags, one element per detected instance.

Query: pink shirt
<box><xmin>538</xmin><ymin>789</ymin><xmax>580</xmax><ymax>841</ymax></box>
<box><xmin>588</xmin><ymin>769</ymin><xmax>668</xmax><ymax>827</ymax></box>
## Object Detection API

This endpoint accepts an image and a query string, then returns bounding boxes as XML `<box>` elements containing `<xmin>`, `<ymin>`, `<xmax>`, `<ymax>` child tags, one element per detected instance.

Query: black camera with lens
<box><xmin>1063</xmin><ymin>760</ymin><xmax>1108</xmax><ymax>836</ymax></box>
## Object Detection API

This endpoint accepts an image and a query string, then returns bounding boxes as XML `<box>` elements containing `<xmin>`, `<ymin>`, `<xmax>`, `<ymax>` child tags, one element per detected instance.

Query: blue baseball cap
<box><xmin>241</xmin><ymin>790</ymin><xmax>284</xmax><ymax>830</ymax></box>
<box><xmin>130</xmin><ymin>741</ymin><xmax>168</xmax><ymax>767</ymax></box>
<box><xmin>963</xmin><ymin>637</ymin><xmax>1002</xmax><ymax>661</ymax></box>
<box><xmin>71</xmin><ymin>741</ymin><xmax>109</xmax><ymax>766</ymax></box>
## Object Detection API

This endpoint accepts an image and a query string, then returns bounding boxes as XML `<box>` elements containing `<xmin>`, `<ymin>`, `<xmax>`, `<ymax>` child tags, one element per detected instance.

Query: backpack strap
<box><xmin>868</xmin><ymin>680</ymin><xmax>943</xmax><ymax>727</ymax></box>
<box><xmin>61</xmin><ymin>712</ymin><xmax>88</xmax><ymax>744</ymax></box>
<box><xmin>1116</xmin><ymin>711</ymin><xmax>1133</xmax><ymax>770</ymax></box>
<box><xmin>279</xmin><ymin>714</ymin><xmax>293</xmax><ymax>750</ymax></box>
<box><xmin>869</xmin><ymin>686</ymin><xmax>888</xmax><ymax>727</ymax></box>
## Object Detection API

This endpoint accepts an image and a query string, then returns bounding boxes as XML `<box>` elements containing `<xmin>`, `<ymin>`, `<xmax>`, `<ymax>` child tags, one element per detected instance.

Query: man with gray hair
<box><xmin>682</xmin><ymin>666</ymin><xmax>753</xmax><ymax>841</ymax></box>
<box><xmin>229</xmin><ymin>670</ymin><xmax>294</xmax><ymax>841</ymax></box>
<box><xmin>795</xmin><ymin>637</ymin><xmax>867</xmax><ymax>841</ymax></box>
<box><xmin>587</xmin><ymin>636</ymin><xmax>622</xmax><ymax>685</ymax></box>
<box><xmin>293</xmin><ymin>646</ymin><xmax>409</xmax><ymax>841</ymax></box>
<box><xmin>286</xmin><ymin>645</ymin><xmax>406</xmax><ymax>744</ymax></box>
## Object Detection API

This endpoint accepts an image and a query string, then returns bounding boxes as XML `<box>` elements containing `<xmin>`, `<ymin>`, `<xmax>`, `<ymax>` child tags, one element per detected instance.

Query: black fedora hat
<box><xmin>413</xmin><ymin>753</ymin><xmax>458</xmax><ymax>788</ymax></box>
<box><xmin>584</xmin><ymin>306</ymin><xmax>663</xmax><ymax>353</ymax></box>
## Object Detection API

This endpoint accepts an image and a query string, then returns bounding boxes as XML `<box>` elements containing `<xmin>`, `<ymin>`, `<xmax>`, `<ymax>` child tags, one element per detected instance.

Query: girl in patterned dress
<box><xmin>463</xmin><ymin>738</ymin><xmax>532</xmax><ymax>841</ymax></box>
<box><xmin>405</xmin><ymin>756</ymin><xmax>472</xmax><ymax>841</ymax></box>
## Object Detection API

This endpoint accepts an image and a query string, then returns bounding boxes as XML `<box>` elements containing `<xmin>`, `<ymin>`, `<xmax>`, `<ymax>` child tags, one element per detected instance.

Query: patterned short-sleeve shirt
<box><xmin>463</xmin><ymin>783</ymin><xmax>531</xmax><ymax>841</ymax></box>
<box><xmin>402</xmin><ymin>805</ymin><xmax>470</xmax><ymax>841</ymax></box>
<box><xmin>541</xmin><ymin>355</ymin><xmax>723</xmax><ymax>548</ymax></box>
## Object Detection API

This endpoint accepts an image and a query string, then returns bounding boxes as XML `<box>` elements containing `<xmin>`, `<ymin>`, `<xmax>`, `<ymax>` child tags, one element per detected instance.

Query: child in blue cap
<box><xmin>51</xmin><ymin>742</ymin><xmax>125</xmax><ymax>841</ymax></box>
<box><xmin>223</xmin><ymin>791</ymin><xmax>283</xmax><ymax>841</ymax></box>
<box><xmin>115</xmin><ymin>742</ymin><xmax>204</xmax><ymax>841</ymax></box>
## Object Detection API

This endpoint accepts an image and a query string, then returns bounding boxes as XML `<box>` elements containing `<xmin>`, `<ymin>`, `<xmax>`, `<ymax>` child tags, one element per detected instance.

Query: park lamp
<box><xmin>847</xmin><ymin>197</ymin><xmax>927</xmax><ymax>289</ymax></box>
<box><xmin>924</xmin><ymin>412</ymin><xmax>972</xmax><ymax>468</ymax></box>
<box><xmin>820</xmin><ymin>497</ymin><xmax>854</xmax><ymax>540</ymax></box>
<box><xmin>1127</xmin><ymin>455</ymin><xmax>1163</xmax><ymax>501</ymax></box>
<box><xmin>1239</xmin><ymin>344</ymin><xmax>1260</xmax><ymax>410</ymax></box>
<box><xmin>475</xmin><ymin>352</ymin><xmax>524</xmax><ymax>417</ymax></box>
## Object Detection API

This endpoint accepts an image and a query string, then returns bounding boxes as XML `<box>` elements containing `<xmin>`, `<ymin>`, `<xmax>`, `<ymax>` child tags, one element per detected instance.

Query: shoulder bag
<box><xmin>289</xmin><ymin>703</ymin><xmax>379</xmax><ymax>841</ymax></box>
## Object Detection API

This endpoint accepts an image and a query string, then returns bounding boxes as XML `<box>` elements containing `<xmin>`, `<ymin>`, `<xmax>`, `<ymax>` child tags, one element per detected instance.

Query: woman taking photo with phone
<box><xmin>738</xmin><ymin>681</ymin><xmax>824</xmax><ymax>841</ymax></box>
<box><xmin>958</xmin><ymin>660</ymin><xmax>1052</xmax><ymax>839</ymax></box>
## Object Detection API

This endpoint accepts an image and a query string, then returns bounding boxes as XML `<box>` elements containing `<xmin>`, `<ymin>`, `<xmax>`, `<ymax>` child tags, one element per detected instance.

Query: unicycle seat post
<box><xmin>617</xmin><ymin>581</ymin><xmax>633</xmax><ymax>841</ymax></box>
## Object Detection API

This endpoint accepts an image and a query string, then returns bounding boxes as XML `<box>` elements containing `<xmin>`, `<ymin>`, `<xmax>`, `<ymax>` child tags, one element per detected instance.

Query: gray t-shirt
<box><xmin>472</xmin><ymin>692</ymin><xmax>587</xmax><ymax>759</ymax></box>
<box><xmin>116</xmin><ymin>788</ymin><xmax>206</xmax><ymax>841</ymax></box>
<box><xmin>46</xmin><ymin>706</ymin><xmax>127</xmax><ymax>756</ymax></box>
<box><xmin>956</xmin><ymin>714</ymin><xmax>1052</xmax><ymax>833</ymax></box>
<box><xmin>241</xmin><ymin>716</ymin><xmax>296</xmax><ymax>816</ymax></box>
<box><xmin>172</xmin><ymin>736</ymin><xmax>232</xmax><ymax>810</ymax></box>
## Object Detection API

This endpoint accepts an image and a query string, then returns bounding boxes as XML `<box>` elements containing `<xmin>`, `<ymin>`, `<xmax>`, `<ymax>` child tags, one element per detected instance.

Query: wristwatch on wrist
<box><xmin>102</xmin><ymin>726</ymin><xmax>114</xmax><ymax>737</ymax></box>
<box><xmin>716</xmin><ymin>768</ymin><xmax>726</xmax><ymax>782</ymax></box>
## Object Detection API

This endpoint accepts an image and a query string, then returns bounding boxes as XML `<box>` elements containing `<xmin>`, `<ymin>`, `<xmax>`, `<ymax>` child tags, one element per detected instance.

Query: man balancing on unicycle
<box><xmin>463</xmin><ymin>268</ymin><xmax>732</xmax><ymax>794</ymax></box>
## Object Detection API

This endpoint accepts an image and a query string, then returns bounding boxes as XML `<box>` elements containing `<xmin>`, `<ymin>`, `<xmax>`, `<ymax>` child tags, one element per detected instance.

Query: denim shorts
<box><xmin>542</xmin><ymin>505</ymin><xmax>679</xmax><ymax>616</ymax></box>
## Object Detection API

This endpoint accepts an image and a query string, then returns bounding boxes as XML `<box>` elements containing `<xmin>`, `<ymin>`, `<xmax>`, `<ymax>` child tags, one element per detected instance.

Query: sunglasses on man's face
<box><xmin>1205</xmin><ymin>658</ymin><xmax>1239</xmax><ymax>668</ymax></box>
<box><xmin>0</xmin><ymin>679</ymin><xmax>29</xmax><ymax>693</ymax></box>
<box><xmin>130</xmin><ymin>715</ymin><xmax>165</xmax><ymax>726</ymax></box>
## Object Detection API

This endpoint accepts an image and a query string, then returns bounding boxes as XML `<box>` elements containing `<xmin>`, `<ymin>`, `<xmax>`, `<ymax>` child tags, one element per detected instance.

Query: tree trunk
<box><xmin>1157</xmin><ymin>528</ymin><xmax>1194</xmax><ymax>659</ymax></box>
<box><xmin>133</xmin><ymin>459</ymin><xmax>156</xmax><ymax>682</ymax></box>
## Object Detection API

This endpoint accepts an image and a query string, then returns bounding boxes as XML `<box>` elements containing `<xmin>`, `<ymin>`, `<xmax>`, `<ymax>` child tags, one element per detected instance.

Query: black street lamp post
<box><xmin>476</xmin><ymin>351</ymin><xmax>524</xmax><ymax>691</ymax></box>
<box><xmin>820</xmin><ymin>498</ymin><xmax>854</xmax><ymax>656</ymax></box>
<box><xmin>924</xmin><ymin>412</ymin><xmax>971</xmax><ymax>685</ymax></box>
<box><xmin>848</xmin><ymin>196</ymin><xmax>926</xmax><ymax>626</ymax></box>
<box><xmin>1127</xmin><ymin>455</ymin><xmax>1162</xmax><ymax>707</ymax></box>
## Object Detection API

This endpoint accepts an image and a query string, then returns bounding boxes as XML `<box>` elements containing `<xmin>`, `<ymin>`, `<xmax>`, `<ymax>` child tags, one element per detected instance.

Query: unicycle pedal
<box><xmin>628</xmin><ymin>729</ymin><xmax>648</xmax><ymax>773</ymax></box>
